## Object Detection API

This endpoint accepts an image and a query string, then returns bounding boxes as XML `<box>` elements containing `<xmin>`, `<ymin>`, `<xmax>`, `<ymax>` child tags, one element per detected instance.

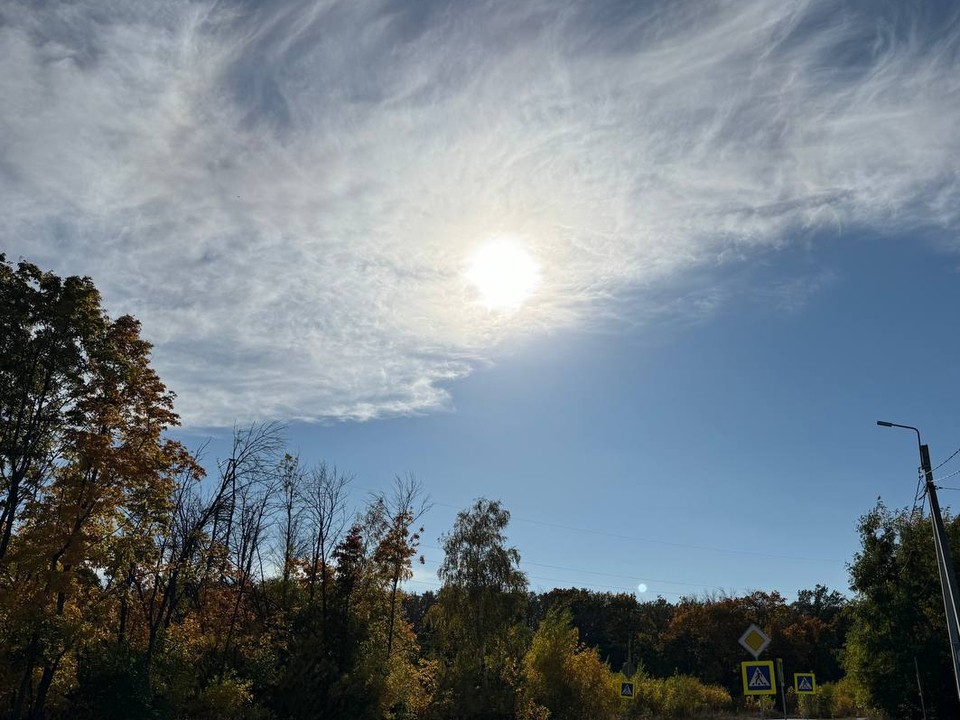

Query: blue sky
<box><xmin>3</xmin><ymin>0</ymin><xmax>960</xmax><ymax>600</ymax></box>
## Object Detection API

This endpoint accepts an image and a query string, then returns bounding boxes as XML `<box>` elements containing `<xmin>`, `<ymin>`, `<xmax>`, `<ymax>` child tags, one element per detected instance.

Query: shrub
<box><xmin>632</xmin><ymin>674</ymin><xmax>732</xmax><ymax>718</ymax></box>
<box><xmin>796</xmin><ymin>677</ymin><xmax>866</xmax><ymax>719</ymax></box>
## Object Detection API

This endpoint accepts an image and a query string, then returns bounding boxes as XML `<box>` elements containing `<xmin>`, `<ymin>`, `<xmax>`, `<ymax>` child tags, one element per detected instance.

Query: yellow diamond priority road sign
<box><xmin>738</xmin><ymin>624</ymin><xmax>771</xmax><ymax>659</ymax></box>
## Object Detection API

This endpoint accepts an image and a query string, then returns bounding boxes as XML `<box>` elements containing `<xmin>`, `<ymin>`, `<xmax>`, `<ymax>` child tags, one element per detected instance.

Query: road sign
<box><xmin>621</xmin><ymin>660</ymin><xmax>636</xmax><ymax>678</ymax></box>
<box><xmin>620</xmin><ymin>681</ymin><xmax>635</xmax><ymax>699</ymax></box>
<box><xmin>794</xmin><ymin>672</ymin><xmax>816</xmax><ymax>694</ymax></box>
<box><xmin>741</xmin><ymin>660</ymin><xmax>777</xmax><ymax>695</ymax></box>
<box><xmin>739</xmin><ymin>624</ymin><xmax>771</xmax><ymax>659</ymax></box>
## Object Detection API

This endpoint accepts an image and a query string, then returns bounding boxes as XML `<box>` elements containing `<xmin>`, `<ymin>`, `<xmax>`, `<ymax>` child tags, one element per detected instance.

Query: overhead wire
<box><xmin>405</xmin><ymin>561</ymin><xmax>730</xmax><ymax>598</ymax></box>
<box><xmin>415</xmin><ymin>545</ymin><xmax>774</xmax><ymax>598</ymax></box>
<box><xmin>354</xmin><ymin>485</ymin><xmax>845</xmax><ymax>595</ymax></box>
<box><xmin>933</xmin><ymin>444</ymin><xmax>960</xmax><ymax>473</ymax></box>
<box><xmin>935</xmin><ymin>466</ymin><xmax>960</xmax><ymax>488</ymax></box>
<box><xmin>418</xmin><ymin>547</ymin><xmax>734</xmax><ymax>590</ymax></box>
<box><xmin>352</xmin><ymin>486</ymin><xmax>842</xmax><ymax>563</ymax></box>
<box><xmin>425</xmin><ymin>501</ymin><xmax>840</xmax><ymax>564</ymax></box>
<box><xmin>911</xmin><ymin>467</ymin><xmax>926</xmax><ymax>517</ymax></box>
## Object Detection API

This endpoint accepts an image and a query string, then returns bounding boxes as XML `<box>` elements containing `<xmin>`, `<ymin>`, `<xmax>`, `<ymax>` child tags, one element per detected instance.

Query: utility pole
<box><xmin>878</xmin><ymin>421</ymin><xmax>960</xmax><ymax>704</ymax></box>
<box><xmin>920</xmin><ymin>442</ymin><xmax>960</xmax><ymax>697</ymax></box>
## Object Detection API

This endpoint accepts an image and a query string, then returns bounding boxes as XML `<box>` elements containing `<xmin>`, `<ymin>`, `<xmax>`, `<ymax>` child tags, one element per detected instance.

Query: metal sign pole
<box><xmin>777</xmin><ymin>658</ymin><xmax>787</xmax><ymax>720</ymax></box>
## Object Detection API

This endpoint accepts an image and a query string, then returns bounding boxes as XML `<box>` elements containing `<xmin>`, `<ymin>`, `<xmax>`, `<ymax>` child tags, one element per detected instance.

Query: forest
<box><xmin>3</xmin><ymin>253</ymin><xmax>960</xmax><ymax>720</ymax></box>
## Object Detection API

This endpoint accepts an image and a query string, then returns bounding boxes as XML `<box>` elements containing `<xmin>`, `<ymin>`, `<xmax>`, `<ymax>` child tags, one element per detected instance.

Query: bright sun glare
<box><xmin>465</xmin><ymin>236</ymin><xmax>541</xmax><ymax>311</ymax></box>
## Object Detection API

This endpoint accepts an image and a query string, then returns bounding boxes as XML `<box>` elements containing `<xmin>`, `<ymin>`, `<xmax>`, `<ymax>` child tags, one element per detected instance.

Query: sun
<box><xmin>465</xmin><ymin>236</ymin><xmax>541</xmax><ymax>311</ymax></box>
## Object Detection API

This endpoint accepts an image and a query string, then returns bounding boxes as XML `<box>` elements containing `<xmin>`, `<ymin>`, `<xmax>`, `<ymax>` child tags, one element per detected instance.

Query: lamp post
<box><xmin>877</xmin><ymin>420</ymin><xmax>960</xmax><ymax>703</ymax></box>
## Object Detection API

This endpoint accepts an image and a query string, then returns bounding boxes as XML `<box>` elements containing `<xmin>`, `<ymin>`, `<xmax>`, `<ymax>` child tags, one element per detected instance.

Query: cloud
<box><xmin>1</xmin><ymin>0</ymin><xmax>958</xmax><ymax>425</ymax></box>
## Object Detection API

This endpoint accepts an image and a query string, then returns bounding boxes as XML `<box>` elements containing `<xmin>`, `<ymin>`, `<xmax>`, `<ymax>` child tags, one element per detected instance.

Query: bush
<box><xmin>70</xmin><ymin>644</ymin><xmax>157</xmax><ymax>720</ymax></box>
<box><xmin>188</xmin><ymin>673</ymin><xmax>273</xmax><ymax>720</ymax></box>
<box><xmin>631</xmin><ymin>674</ymin><xmax>732</xmax><ymax>718</ymax></box>
<box><xmin>796</xmin><ymin>677</ymin><xmax>866</xmax><ymax>719</ymax></box>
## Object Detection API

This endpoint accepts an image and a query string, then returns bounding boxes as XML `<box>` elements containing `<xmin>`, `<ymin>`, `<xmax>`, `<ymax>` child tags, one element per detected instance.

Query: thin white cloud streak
<box><xmin>1</xmin><ymin>0</ymin><xmax>958</xmax><ymax>425</ymax></box>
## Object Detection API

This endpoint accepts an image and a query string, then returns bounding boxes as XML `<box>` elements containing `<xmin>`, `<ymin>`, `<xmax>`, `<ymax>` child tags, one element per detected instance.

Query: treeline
<box><xmin>3</xmin><ymin>254</ymin><xmax>960</xmax><ymax>720</ymax></box>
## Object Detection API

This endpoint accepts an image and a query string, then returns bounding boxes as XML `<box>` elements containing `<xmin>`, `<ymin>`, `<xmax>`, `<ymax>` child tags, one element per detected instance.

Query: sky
<box><xmin>3</xmin><ymin>0</ymin><xmax>960</xmax><ymax>602</ymax></box>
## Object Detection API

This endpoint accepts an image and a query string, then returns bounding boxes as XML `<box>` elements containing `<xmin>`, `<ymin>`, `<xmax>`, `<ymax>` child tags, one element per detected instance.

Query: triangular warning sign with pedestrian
<box><xmin>749</xmin><ymin>667</ymin><xmax>771</xmax><ymax>688</ymax></box>
<box><xmin>798</xmin><ymin>676</ymin><xmax>812</xmax><ymax>691</ymax></box>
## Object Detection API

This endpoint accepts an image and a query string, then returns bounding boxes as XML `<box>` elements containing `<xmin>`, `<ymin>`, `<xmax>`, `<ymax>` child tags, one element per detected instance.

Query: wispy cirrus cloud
<box><xmin>2</xmin><ymin>0</ymin><xmax>958</xmax><ymax>425</ymax></box>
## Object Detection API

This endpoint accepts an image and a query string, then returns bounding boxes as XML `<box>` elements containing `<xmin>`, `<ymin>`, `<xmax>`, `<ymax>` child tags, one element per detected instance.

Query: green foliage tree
<box><xmin>846</xmin><ymin>500</ymin><xmax>960</xmax><ymax>719</ymax></box>
<box><xmin>429</xmin><ymin>498</ymin><xmax>527</xmax><ymax>720</ymax></box>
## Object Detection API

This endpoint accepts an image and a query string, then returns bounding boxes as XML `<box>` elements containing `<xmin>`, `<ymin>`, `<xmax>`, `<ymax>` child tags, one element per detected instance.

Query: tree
<box><xmin>660</xmin><ymin>591</ymin><xmax>792</xmax><ymax>696</ymax></box>
<box><xmin>430</xmin><ymin>498</ymin><xmax>528</xmax><ymax>720</ymax></box>
<box><xmin>846</xmin><ymin>501</ymin><xmax>960</xmax><ymax>719</ymax></box>
<box><xmin>782</xmin><ymin>585</ymin><xmax>849</xmax><ymax>684</ymax></box>
<box><xmin>303</xmin><ymin>461</ymin><xmax>350</xmax><ymax>623</ymax></box>
<box><xmin>0</xmin><ymin>256</ymin><xmax>197</xmax><ymax>718</ymax></box>
<box><xmin>521</xmin><ymin>606</ymin><xmax>619</xmax><ymax>720</ymax></box>
<box><xmin>372</xmin><ymin>474</ymin><xmax>429</xmax><ymax>659</ymax></box>
<box><xmin>535</xmin><ymin>588</ymin><xmax>641</xmax><ymax>670</ymax></box>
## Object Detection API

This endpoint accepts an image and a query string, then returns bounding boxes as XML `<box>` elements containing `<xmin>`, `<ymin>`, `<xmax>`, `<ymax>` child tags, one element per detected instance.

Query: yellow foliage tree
<box><xmin>521</xmin><ymin>606</ymin><xmax>620</xmax><ymax>720</ymax></box>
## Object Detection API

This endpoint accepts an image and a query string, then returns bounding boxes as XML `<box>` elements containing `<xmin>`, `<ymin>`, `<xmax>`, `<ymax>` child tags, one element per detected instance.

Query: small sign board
<box><xmin>794</xmin><ymin>672</ymin><xmax>816</xmax><ymax>694</ymax></box>
<box><xmin>739</xmin><ymin>624</ymin><xmax>771</xmax><ymax>659</ymax></box>
<box><xmin>621</xmin><ymin>660</ymin><xmax>636</xmax><ymax>678</ymax></box>
<box><xmin>741</xmin><ymin>660</ymin><xmax>777</xmax><ymax>696</ymax></box>
<box><xmin>620</xmin><ymin>681</ymin><xmax>635</xmax><ymax>699</ymax></box>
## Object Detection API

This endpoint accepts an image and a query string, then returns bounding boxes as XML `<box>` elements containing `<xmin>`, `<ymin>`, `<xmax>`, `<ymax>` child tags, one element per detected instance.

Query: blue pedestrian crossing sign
<box><xmin>794</xmin><ymin>673</ymin><xmax>816</xmax><ymax>694</ymax></box>
<box><xmin>620</xmin><ymin>681</ymin><xmax>635</xmax><ymax>699</ymax></box>
<box><xmin>741</xmin><ymin>660</ymin><xmax>777</xmax><ymax>695</ymax></box>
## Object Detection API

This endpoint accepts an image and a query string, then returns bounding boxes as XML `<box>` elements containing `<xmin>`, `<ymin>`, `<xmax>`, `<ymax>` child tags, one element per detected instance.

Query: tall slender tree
<box><xmin>431</xmin><ymin>498</ymin><xmax>528</xmax><ymax>720</ymax></box>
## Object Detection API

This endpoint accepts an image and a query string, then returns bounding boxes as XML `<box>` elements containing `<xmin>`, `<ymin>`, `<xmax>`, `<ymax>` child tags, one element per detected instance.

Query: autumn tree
<box><xmin>781</xmin><ymin>584</ymin><xmax>849</xmax><ymax>684</ymax></box>
<box><xmin>520</xmin><ymin>606</ymin><xmax>619</xmax><ymax>720</ymax></box>
<box><xmin>660</xmin><ymin>591</ymin><xmax>793</xmax><ymax>696</ymax></box>
<box><xmin>372</xmin><ymin>475</ymin><xmax>429</xmax><ymax>659</ymax></box>
<box><xmin>535</xmin><ymin>588</ymin><xmax>641</xmax><ymax>670</ymax></box>
<box><xmin>0</xmin><ymin>256</ymin><xmax>197</xmax><ymax>719</ymax></box>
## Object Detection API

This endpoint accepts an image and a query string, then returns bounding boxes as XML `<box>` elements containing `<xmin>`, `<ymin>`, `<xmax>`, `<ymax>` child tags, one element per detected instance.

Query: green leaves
<box><xmin>846</xmin><ymin>501</ymin><xmax>960</xmax><ymax>719</ymax></box>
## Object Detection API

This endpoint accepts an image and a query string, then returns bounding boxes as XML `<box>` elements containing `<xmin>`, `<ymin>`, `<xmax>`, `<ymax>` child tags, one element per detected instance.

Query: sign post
<box><xmin>776</xmin><ymin>658</ymin><xmax>787</xmax><ymax>720</ymax></box>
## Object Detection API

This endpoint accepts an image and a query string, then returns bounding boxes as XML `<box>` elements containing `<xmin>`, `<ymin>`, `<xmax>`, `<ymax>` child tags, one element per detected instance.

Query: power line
<box><xmin>416</xmin><ymin>547</ymin><xmax>777</xmax><ymax>598</ymax></box>
<box><xmin>403</xmin><ymin>574</ymin><xmax>707</xmax><ymax>598</ymax></box>
<box><xmin>934</xmin><ymin>445</ymin><xmax>960</xmax><ymax>473</ymax></box>
<box><xmin>912</xmin><ymin>467</ymin><xmax>926</xmax><ymax>517</ymax></box>
<box><xmin>936</xmin><ymin>466</ymin><xmax>960</xmax><ymax>487</ymax></box>
<box><xmin>507</xmin><ymin>514</ymin><xmax>839</xmax><ymax>563</ymax></box>
<box><xmin>419</xmin><ymin>546</ymin><xmax>744</xmax><ymax>590</ymax></box>
<box><xmin>355</xmin><ymin>490</ymin><xmax>842</xmax><ymax>564</ymax></box>
<box><xmin>427</xmin><ymin>500</ymin><xmax>839</xmax><ymax>562</ymax></box>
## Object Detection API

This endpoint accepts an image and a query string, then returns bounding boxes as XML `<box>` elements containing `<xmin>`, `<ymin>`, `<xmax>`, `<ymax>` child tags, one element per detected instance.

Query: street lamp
<box><xmin>877</xmin><ymin>420</ymin><xmax>960</xmax><ymax>704</ymax></box>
